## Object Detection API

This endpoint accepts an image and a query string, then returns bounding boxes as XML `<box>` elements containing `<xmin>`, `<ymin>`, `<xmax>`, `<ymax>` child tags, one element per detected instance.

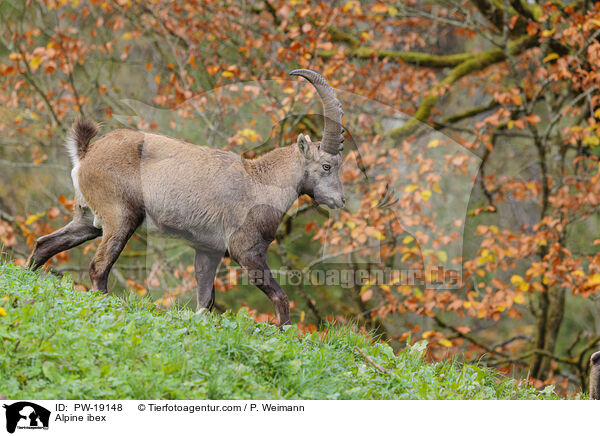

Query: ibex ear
<box><xmin>297</xmin><ymin>134</ymin><xmax>311</xmax><ymax>158</ymax></box>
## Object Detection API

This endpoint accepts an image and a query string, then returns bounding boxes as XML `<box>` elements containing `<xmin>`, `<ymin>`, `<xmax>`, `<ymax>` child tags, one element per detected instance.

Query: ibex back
<box><xmin>27</xmin><ymin>69</ymin><xmax>346</xmax><ymax>326</ymax></box>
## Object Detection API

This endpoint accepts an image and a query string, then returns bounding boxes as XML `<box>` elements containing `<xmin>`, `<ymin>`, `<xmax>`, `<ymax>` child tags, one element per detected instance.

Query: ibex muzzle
<box><xmin>27</xmin><ymin>69</ymin><xmax>345</xmax><ymax>326</ymax></box>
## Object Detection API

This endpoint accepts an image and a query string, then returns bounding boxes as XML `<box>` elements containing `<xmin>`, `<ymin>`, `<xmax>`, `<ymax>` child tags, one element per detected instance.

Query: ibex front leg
<box><xmin>235</xmin><ymin>249</ymin><xmax>290</xmax><ymax>326</ymax></box>
<box><xmin>194</xmin><ymin>249</ymin><xmax>221</xmax><ymax>311</ymax></box>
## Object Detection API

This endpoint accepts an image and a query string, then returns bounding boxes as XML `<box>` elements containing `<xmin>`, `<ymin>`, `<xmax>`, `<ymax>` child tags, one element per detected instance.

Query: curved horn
<box><xmin>289</xmin><ymin>69</ymin><xmax>344</xmax><ymax>154</ymax></box>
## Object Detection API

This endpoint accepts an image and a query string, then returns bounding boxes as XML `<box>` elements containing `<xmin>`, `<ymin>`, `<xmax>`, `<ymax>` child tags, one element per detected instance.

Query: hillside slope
<box><xmin>0</xmin><ymin>263</ymin><xmax>556</xmax><ymax>399</ymax></box>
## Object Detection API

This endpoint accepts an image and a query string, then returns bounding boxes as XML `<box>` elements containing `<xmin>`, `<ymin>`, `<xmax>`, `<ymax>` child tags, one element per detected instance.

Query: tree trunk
<box><xmin>531</xmin><ymin>286</ymin><xmax>566</xmax><ymax>379</ymax></box>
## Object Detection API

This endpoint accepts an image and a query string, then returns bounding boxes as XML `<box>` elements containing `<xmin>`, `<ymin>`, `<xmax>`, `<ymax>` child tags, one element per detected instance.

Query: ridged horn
<box><xmin>289</xmin><ymin>69</ymin><xmax>344</xmax><ymax>154</ymax></box>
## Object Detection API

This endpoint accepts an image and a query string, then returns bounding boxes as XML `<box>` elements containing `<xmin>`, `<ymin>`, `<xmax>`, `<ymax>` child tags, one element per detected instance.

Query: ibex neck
<box><xmin>243</xmin><ymin>146</ymin><xmax>304</xmax><ymax>210</ymax></box>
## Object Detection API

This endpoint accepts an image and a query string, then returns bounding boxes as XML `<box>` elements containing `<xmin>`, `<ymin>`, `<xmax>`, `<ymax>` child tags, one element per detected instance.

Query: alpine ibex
<box><xmin>27</xmin><ymin>69</ymin><xmax>345</xmax><ymax>326</ymax></box>
<box><xmin>590</xmin><ymin>350</ymin><xmax>600</xmax><ymax>399</ymax></box>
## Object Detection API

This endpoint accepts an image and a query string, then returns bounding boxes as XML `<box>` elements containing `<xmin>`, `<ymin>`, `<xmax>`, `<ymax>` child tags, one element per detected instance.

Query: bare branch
<box><xmin>389</xmin><ymin>35</ymin><xmax>536</xmax><ymax>139</ymax></box>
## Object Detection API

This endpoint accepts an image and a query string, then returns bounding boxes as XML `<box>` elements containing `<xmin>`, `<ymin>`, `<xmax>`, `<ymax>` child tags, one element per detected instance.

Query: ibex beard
<box><xmin>27</xmin><ymin>69</ymin><xmax>346</xmax><ymax>326</ymax></box>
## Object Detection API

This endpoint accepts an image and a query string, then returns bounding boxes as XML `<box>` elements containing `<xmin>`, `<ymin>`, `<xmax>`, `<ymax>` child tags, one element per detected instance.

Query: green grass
<box><xmin>0</xmin><ymin>263</ymin><xmax>557</xmax><ymax>399</ymax></box>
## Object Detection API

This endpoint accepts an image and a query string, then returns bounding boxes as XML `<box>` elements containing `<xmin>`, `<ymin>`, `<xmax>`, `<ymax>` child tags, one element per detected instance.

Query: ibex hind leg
<box><xmin>27</xmin><ymin>206</ymin><xmax>101</xmax><ymax>270</ymax></box>
<box><xmin>194</xmin><ymin>250</ymin><xmax>221</xmax><ymax>311</ymax></box>
<box><xmin>88</xmin><ymin>213</ymin><xmax>142</xmax><ymax>293</ymax></box>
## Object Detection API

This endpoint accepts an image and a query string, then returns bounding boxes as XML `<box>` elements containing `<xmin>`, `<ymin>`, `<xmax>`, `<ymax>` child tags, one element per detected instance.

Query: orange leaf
<box><xmin>47</xmin><ymin>207</ymin><xmax>60</xmax><ymax>220</ymax></box>
<box><xmin>305</xmin><ymin>221</ymin><xmax>317</xmax><ymax>232</ymax></box>
<box><xmin>361</xmin><ymin>289</ymin><xmax>373</xmax><ymax>302</ymax></box>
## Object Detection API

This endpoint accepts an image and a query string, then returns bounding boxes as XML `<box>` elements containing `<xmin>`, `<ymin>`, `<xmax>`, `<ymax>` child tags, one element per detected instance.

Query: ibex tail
<box><xmin>65</xmin><ymin>118</ymin><xmax>98</xmax><ymax>167</ymax></box>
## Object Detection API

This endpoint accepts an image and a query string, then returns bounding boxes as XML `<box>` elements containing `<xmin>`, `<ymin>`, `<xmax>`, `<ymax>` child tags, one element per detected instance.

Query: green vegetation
<box><xmin>0</xmin><ymin>263</ymin><xmax>557</xmax><ymax>399</ymax></box>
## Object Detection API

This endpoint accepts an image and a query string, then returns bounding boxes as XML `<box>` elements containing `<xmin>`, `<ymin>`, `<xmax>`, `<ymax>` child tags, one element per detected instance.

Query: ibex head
<box><xmin>290</xmin><ymin>69</ymin><xmax>346</xmax><ymax>209</ymax></box>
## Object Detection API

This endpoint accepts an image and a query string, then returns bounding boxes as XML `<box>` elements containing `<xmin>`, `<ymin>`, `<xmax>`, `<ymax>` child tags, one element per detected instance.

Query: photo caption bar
<box><xmin>0</xmin><ymin>400</ymin><xmax>596</xmax><ymax>436</ymax></box>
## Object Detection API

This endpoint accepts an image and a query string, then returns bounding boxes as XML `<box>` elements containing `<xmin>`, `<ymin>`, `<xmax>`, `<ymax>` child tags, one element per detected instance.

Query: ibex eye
<box><xmin>322</xmin><ymin>164</ymin><xmax>331</xmax><ymax>171</ymax></box>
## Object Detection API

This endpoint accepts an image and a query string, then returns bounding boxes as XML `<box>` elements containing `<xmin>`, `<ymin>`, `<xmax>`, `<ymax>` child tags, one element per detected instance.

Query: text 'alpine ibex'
<box><xmin>28</xmin><ymin>69</ymin><xmax>346</xmax><ymax>326</ymax></box>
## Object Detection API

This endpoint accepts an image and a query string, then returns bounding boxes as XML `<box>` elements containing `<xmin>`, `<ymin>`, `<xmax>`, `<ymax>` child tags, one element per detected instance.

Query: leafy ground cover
<box><xmin>0</xmin><ymin>263</ymin><xmax>557</xmax><ymax>399</ymax></box>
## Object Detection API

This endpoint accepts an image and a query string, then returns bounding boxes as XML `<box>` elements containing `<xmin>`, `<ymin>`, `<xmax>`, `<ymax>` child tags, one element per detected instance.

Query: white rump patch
<box><xmin>65</xmin><ymin>134</ymin><xmax>79</xmax><ymax>167</ymax></box>
<box><xmin>71</xmin><ymin>165</ymin><xmax>101</xmax><ymax>228</ymax></box>
<box><xmin>67</xmin><ymin>130</ymin><xmax>101</xmax><ymax>229</ymax></box>
<box><xmin>70</xmin><ymin>165</ymin><xmax>84</xmax><ymax>205</ymax></box>
<box><xmin>93</xmin><ymin>215</ymin><xmax>102</xmax><ymax>229</ymax></box>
